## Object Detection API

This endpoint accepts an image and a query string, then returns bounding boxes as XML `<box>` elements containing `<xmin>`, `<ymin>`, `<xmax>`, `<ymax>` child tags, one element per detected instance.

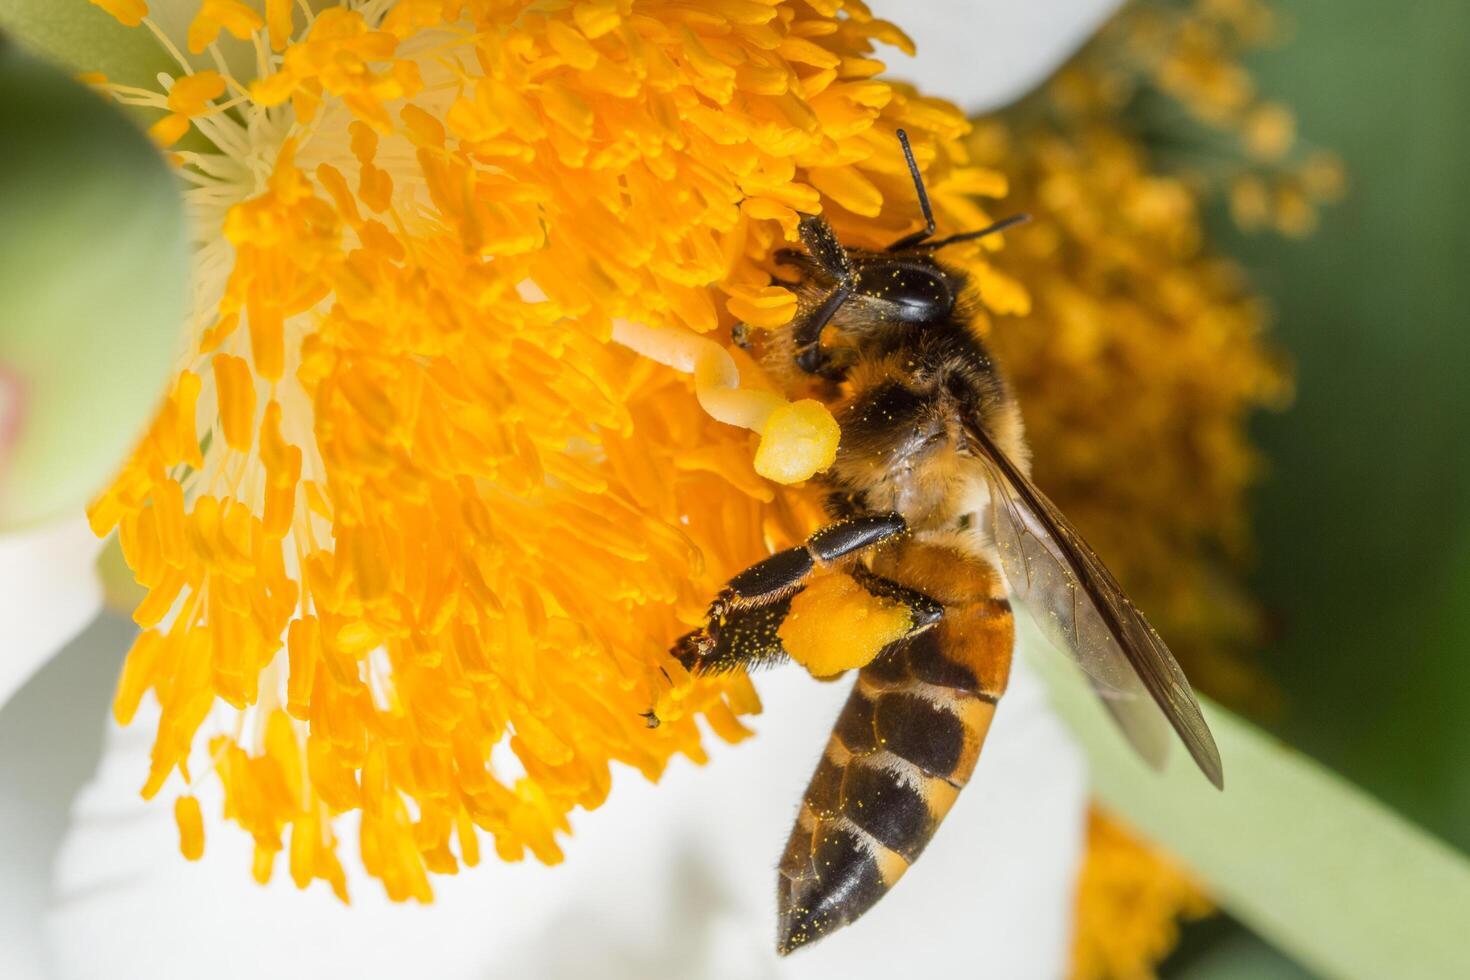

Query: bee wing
<box><xmin>965</xmin><ymin>421</ymin><xmax>1224</xmax><ymax>788</ymax></box>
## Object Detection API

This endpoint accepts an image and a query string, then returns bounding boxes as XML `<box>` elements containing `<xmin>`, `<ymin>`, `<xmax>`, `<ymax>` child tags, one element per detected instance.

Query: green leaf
<box><xmin>1173</xmin><ymin>934</ymin><xmax>1316</xmax><ymax>980</ymax></box>
<box><xmin>0</xmin><ymin>38</ymin><xmax>188</xmax><ymax>529</ymax></box>
<box><xmin>1025</xmin><ymin>626</ymin><xmax>1470</xmax><ymax>980</ymax></box>
<box><xmin>0</xmin><ymin>0</ymin><xmax>175</xmax><ymax>124</ymax></box>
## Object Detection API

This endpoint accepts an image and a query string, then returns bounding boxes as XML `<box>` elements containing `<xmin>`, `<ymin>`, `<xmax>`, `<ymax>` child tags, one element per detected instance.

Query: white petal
<box><xmin>0</xmin><ymin>516</ymin><xmax>102</xmax><ymax>711</ymax></box>
<box><xmin>867</xmin><ymin>0</ymin><xmax>1124</xmax><ymax>112</ymax></box>
<box><xmin>47</xmin><ymin>653</ymin><xmax>1086</xmax><ymax>979</ymax></box>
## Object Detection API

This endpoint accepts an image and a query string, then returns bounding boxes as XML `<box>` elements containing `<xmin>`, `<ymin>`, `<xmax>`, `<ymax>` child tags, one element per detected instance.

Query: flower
<box><xmin>1073</xmin><ymin>0</ymin><xmax>1344</xmax><ymax>237</ymax></box>
<box><xmin>48</xmin><ymin>650</ymin><xmax>1089</xmax><ymax>979</ymax></box>
<box><xmin>869</xmin><ymin>0</ymin><xmax>1124</xmax><ymax>113</ymax></box>
<box><xmin>0</xmin><ymin>518</ymin><xmax>105</xmax><ymax>711</ymax></box>
<box><xmin>11</xmin><ymin>0</ymin><xmax>1327</xmax><ymax>969</ymax></box>
<box><xmin>0</xmin><ymin>0</ymin><xmax>1344</xmax><ymax>976</ymax></box>
<box><xmin>82</xmin><ymin>0</ymin><xmax>1019</xmax><ymax>901</ymax></box>
<box><xmin>1071</xmin><ymin>809</ymin><xmax>1211</xmax><ymax>980</ymax></box>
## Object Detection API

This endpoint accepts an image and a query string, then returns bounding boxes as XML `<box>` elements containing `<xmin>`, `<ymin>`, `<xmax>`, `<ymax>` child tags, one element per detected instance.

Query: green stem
<box><xmin>1026</xmin><ymin>628</ymin><xmax>1470</xmax><ymax>980</ymax></box>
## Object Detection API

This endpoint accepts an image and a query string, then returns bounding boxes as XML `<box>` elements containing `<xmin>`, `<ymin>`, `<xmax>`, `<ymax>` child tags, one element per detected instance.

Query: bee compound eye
<box><xmin>857</xmin><ymin>263</ymin><xmax>953</xmax><ymax>323</ymax></box>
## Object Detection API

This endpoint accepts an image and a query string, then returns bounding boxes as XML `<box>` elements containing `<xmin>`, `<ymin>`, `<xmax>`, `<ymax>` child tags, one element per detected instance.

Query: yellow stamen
<box><xmin>187</xmin><ymin>0</ymin><xmax>265</xmax><ymax>55</ymax></box>
<box><xmin>87</xmin><ymin>0</ymin><xmax>147</xmax><ymax>29</ymax></box>
<box><xmin>174</xmin><ymin>794</ymin><xmax>206</xmax><ymax>861</ymax></box>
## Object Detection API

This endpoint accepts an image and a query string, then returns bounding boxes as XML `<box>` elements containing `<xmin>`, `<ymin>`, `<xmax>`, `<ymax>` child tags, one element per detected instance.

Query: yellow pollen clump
<box><xmin>780</xmin><ymin>572</ymin><xmax>912</xmax><ymax>677</ymax></box>
<box><xmin>84</xmin><ymin>0</ymin><xmax>1017</xmax><ymax>900</ymax></box>
<box><xmin>753</xmin><ymin>399</ymin><xmax>841</xmax><ymax>484</ymax></box>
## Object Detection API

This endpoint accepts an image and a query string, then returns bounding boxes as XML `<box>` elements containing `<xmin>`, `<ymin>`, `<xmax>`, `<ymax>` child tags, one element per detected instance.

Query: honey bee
<box><xmin>672</xmin><ymin>130</ymin><xmax>1223</xmax><ymax>955</ymax></box>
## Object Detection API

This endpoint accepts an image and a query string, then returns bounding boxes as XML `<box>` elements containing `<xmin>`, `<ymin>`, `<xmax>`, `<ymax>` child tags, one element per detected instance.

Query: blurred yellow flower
<box><xmin>1072</xmin><ymin>809</ymin><xmax>1211</xmax><ymax>980</ymax></box>
<box><xmin>979</xmin><ymin>0</ymin><xmax>1326</xmax><ymax>713</ymax></box>
<box><xmin>968</xmin><ymin>2</ymin><xmax>1337</xmax><ymax>975</ymax></box>
<box><xmin>84</xmin><ymin>0</ymin><xmax>1016</xmax><ymax>900</ymax></box>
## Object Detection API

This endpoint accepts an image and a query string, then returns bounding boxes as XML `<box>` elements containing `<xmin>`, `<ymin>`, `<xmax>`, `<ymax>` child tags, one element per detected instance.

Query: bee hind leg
<box><xmin>848</xmin><ymin>564</ymin><xmax>944</xmax><ymax>635</ymax></box>
<box><xmin>674</xmin><ymin>513</ymin><xmax>911</xmax><ymax>676</ymax></box>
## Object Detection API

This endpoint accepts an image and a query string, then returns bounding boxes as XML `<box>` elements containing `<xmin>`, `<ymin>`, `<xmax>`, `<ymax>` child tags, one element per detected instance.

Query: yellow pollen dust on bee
<box><xmin>82</xmin><ymin>0</ymin><xmax>1017</xmax><ymax>900</ymax></box>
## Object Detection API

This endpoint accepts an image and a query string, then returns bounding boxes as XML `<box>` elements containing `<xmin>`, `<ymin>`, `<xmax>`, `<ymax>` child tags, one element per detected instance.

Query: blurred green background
<box><xmin>1170</xmin><ymin>0</ymin><xmax>1470</xmax><ymax>975</ymax></box>
<box><xmin>1232</xmin><ymin>0</ymin><xmax>1470</xmax><ymax>853</ymax></box>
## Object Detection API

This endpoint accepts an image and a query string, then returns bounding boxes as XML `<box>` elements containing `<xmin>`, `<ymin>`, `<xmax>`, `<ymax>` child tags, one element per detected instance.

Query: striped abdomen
<box><xmin>776</xmin><ymin>543</ymin><xmax>1014</xmax><ymax>954</ymax></box>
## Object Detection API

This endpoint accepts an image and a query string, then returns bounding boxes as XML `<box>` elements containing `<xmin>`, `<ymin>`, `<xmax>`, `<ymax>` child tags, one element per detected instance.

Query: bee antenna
<box><xmin>887</xmin><ymin>129</ymin><xmax>938</xmax><ymax>251</ymax></box>
<box><xmin>917</xmin><ymin>213</ymin><xmax>1032</xmax><ymax>252</ymax></box>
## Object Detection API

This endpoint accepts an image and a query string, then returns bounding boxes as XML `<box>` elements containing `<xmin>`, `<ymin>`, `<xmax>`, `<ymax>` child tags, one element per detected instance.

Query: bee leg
<box><xmin>805</xmin><ymin>513</ymin><xmax>908</xmax><ymax>563</ymax></box>
<box><xmin>675</xmin><ymin>514</ymin><xmax>908</xmax><ymax>675</ymax></box>
<box><xmin>849</xmin><ymin>565</ymin><xmax>945</xmax><ymax>636</ymax></box>
<box><xmin>798</xmin><ymin>213</ymin><xmax>853</xmax><ymax>280</ymax></box>
<box><xmin>720</xmin><ymin>513</ymin><xmax>907</xmax><ymax>609</ymax></box>
<box><xmin>673</xmin><ymin>595</ymin><xmax>796</xmax><ymax>675</ymax></box>
<box><xmin>793</xmin><ymin>214</ymin><xmax>857</xmax><ymax>378</ymax></box>
<box><xmin>793</xmin><ymin>285</ymin><xmax>854</xmax><ymax>378</ymax></box>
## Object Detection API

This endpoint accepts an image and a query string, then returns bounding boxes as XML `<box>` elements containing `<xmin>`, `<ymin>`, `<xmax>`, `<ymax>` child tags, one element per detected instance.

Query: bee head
<box><xmin>771</xmin><ymin>132</ymin><xmax>1029</xmax><ymax>380</ymax></box>
<box><xmin>834</xmin><ymin>128</ymin><xmax>1029</xmax><ymax>326</ymax></box>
